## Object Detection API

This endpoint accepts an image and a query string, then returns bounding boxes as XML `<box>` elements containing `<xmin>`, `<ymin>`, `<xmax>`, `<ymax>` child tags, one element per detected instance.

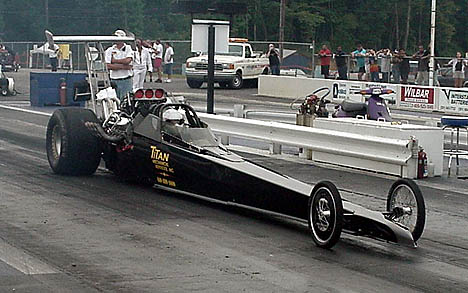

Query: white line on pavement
<box><xmin>0</xmin><ymin>239</ymin><xmax>57</xmax><ymax>275</ymax></box>
<box><xmin>0</xmin><ymin>104</ymin><xmax>52</xmax><ymax>117</ymax></box>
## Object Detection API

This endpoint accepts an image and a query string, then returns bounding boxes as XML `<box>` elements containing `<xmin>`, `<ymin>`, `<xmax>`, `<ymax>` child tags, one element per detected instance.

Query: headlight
<box><xmin>186</xmin><ymin>62</ymin><xmax>196</xmax><ymax>68</ymax></box>
<box><xmin>223</xmin><ymin>63</ymin><xmax>234</xmax><ymax>69</ymax></box>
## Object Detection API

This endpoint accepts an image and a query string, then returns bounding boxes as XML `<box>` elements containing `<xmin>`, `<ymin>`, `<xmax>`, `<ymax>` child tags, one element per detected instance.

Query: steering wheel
<box><xmin>290</xmin><ymin>87</ymin><xmax>331</xmax><ymax>110</ymax></box>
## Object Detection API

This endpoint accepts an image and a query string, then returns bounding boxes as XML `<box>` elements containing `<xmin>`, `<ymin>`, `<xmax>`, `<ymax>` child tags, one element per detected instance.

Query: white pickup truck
<box><xmin>185</xmin><ymin>39</ymin><xmax>269</xmax><ymax>89</ymax></box>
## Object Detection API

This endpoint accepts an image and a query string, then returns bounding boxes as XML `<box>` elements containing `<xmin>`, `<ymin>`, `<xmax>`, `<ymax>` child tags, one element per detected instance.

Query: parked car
<box><xmin>437</xmin><ymin>67</ymin><xmax>468</xmax><ymax>87</ymax></box>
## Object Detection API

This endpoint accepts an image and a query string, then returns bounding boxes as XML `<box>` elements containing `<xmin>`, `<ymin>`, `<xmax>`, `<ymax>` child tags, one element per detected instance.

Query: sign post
<box><xmin>191</xmin><ymin>20</ymin><xmax>230</xmax><ymax>114</ymax></box>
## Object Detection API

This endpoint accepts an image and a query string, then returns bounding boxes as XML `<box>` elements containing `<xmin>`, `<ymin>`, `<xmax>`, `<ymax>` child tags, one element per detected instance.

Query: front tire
<box><xmin>308</xmin><ymin>181</ymin><xmax>343</xmax><ymax>248</ymax></box>
<box><xmin>46</xmin><ymin>108</ymin><xmax>102</xmax><ymax>175</ymax></box>
<box><xmin>1</xmin><ymin>88</ymin><xmax>7</xmax><ymax>96</ymax></box>
<box><xmin>229</xmin><ymin>73</ymin><xmax>243</xmax><ymax>89</ymax></box>
<box><xmin>186</xmin><ymin>79</ymin><xmax>203</xmax><ymax>88</ymax></box>
<box><xmin>387</xmin><ymin>179</ymin><xmax>426</xmax><ymax>242</ymax></box>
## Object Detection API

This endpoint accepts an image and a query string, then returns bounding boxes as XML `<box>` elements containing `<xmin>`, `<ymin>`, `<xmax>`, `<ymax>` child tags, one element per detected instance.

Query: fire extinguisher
<box><xmin>417</xmin><ymin>147</ymin><xmax>428</xmax><ymax>179</ymax></box>
<box><xmin>59</xmin><ymin>78</ymin><xmax>67</xmax><ymax>106</ymax></box>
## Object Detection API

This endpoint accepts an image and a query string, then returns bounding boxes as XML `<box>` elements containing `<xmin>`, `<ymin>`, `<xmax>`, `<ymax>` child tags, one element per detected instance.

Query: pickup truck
<box><xmin>185</xmin><ymin>39</ymin><xmax>269</xmax><ymax>89</ymax></box>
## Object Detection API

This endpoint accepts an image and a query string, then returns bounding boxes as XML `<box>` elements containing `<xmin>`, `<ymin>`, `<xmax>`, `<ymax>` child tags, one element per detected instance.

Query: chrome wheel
<box><xmin>387</xmin><ymin>179</ymin><xmax>426</xmax><ymax>241</ymax></box>
<box><xmin>315</xmin><ymin>198</ymin><xmax>331</xmax><ymax>231</ymax></box>
<box><xmin>389</xmin><ymin>185</ymin><xmax>417</xmax><ymax>231</ymax></box>
<box><xmin>52</xmin><ymin>124</ymin><xmax>62</xmax><ymax>158</ymax></box>
<box><xmin>308</xmin><ymin>181</ymin><xmax>343</xmax><ymax>248</ymax></box>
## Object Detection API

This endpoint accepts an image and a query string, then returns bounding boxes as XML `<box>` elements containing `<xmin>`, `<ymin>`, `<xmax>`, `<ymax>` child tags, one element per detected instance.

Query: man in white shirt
<box><xmin>45</xmin><ymin>42</ymin><xmax>60</xmax><ymax>72</ymax></box>
<box><xmin>163</xmin><ymin>42</ymin><xmax>174</xmax><ymax>83</ymax></box>
<box><xmin>105</xmin><ymin>29</ymin><xmax>134</xmax><ymax>101</ymax></box>
<box><xmin>132</xmin><ymin>38</ymin><xmax>153</xmax><ymax>92</ymax></box>
<box><xmin>153</xmin><ymin>39</ymin><xmax>164</xmax><ymax>83</ymax></box>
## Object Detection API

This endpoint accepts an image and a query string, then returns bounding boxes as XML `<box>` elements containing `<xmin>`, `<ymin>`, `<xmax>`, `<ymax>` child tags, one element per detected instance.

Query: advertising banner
<box><xmin>439</xmin><ymin>88</ymin><xmax>468</xmax><ymax>113</ymax></box>
<box><xmin>400</xmin><ymin>86</ymin><xmax>435</xmax><ymax>110</ymax></box>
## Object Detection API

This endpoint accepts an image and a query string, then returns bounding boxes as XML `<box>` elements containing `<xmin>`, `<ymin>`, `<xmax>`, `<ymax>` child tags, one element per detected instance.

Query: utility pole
<box><xmin>279</xmin><ymin>0</ymin><xmax>286</xmax><ymax>61</ymax></box>
<box><xmin>429</xmin><ymin>0</ymin><xmax>436</xmax><ymax>86</ymax></box>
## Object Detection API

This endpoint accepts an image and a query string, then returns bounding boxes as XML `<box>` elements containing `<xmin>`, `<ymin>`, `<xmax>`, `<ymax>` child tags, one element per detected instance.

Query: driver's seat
<box><xmin>341</xmin><ymin>100</ymin><xmax>367</xmax><ymax>112</ymax></box>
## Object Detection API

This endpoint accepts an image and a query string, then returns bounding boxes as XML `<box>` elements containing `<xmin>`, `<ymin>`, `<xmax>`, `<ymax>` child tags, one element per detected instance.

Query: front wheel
<box><xmin>186</xmin><ymin>79</ymin><xmax>203</xmax><ymax>88</ymax></box>
<box><xmin>46</xmin><ymin>108</ymin><xmax>102</xmax><ymax>176</ymax></box>
<box><xmin>308</xmin><ymin>181</ymin><xmax>343</xmax><ymax>248</ymax></box>
<box><xmin>229</xmin><ymin>73</ymin><xmax>243</xmax><ymax>89</ymax></box>
<box><xmin>1</xmin><ymin>88</ymin><xmax>8</xmax><ymax>96</ymax></box>
<box><xmin>387</xmin><ymin>179</ymin><xmax>426</xmax><ymax>242</ymax></box>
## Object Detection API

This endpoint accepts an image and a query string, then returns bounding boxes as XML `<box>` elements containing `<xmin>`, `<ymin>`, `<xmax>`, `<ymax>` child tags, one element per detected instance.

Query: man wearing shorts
<box><xmin>153</xmin><ymin>39</ymin><xmax>163</xmax><ymax>83</ymax></box>
<box><xmin>163</xmin><ymin>42</ymin><xmax>174</xmax><ymax>83</ymax></box>
<box><xmin>352</xmin><ymin>43</ymin><xmax>366</xmax><ymax>81</ymax></box>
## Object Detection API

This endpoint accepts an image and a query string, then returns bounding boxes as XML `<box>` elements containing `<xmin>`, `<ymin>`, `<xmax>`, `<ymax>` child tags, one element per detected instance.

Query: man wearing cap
<box><xmin>105</xmin><ymin>29</ymin><xmax>134</xmax><ymax>101</ymax></box>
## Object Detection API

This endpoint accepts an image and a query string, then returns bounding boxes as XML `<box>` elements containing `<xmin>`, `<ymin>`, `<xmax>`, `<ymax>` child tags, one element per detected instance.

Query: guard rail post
<box><xmin>296</xmin><ymin>113</ymin><xmax>314</xmax><ymax>159</ymax></box>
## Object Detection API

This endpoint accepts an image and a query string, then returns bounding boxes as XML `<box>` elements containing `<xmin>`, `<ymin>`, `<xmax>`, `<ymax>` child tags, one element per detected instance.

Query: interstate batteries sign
<box><xmin>439</xmin><ymin>89</ymin><xmax>468</xmax><ymax>113</ymax></box>
<box><xmin>400</xmin><ymin>86</ymin><xmax>435</xmax><ymax>110</ymax></box>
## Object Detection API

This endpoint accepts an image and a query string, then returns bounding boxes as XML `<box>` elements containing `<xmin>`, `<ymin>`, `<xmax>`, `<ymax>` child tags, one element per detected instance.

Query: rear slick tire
<box><xmin>46</xmin><ymin>108</ymin><xmax>101</xmax><ymax>176</ymax></box>
<box><xmin>308</xmin><ymin>181</ymin><xmax>343</xmax><ymax>249</ymax></box>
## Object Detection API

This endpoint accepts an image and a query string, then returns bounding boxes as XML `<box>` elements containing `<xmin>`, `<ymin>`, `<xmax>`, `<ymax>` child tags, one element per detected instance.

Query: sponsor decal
<box><xmin>440</xmin><ymin>89</ymin><xmax>468</xmax><ymax>112</ymax></box>
<box><xmin>151</xmin><ymin>146</ymin><xmax>176</xmax><ymax>187</ymax></box>
<box><xmin>332</xmin><ymin>82</ymin><xmax>348</xmax><ymax>100</ymax></box>
<box><xmin>400</xmin><ymin>86</ymin><xmax>434</xmax><ymax>109</ymax></box>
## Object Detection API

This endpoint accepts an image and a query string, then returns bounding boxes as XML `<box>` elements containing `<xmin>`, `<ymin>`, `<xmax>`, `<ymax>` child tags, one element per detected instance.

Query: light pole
<box><xmin>279</xmin><ymin>0</ymin><xmax>286</xmax><ymax>61</ymax></box>
<box><xmin>429</xmin><ymin>0</ymin><xmax>436</xmax><ymax>86</ymax></box>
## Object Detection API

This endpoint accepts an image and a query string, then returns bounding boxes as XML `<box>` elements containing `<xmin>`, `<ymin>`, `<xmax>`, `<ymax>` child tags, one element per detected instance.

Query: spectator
<box><xmin>399</xmin><ymin>49</ymin><xmax>410</xmax><ymax>84</ymax></box>
<box><xmin>0</xmin><ymin>43</ymin><xmax>7</xmax><ymax>53</ymax></box>
<box><xmin>391</xmin><ymin>49</ymin><xmax>401</xmax><ymax>84</ymax></box>
<box><xmin>352</xmin><ymin>43</ymin><xmax>367</xmax><ymax>81</ymax></box>
<box><xmin>132</xmin><ymin>38</ymin><xmax>153</xmax><ymax>92</ymax></box>
<box><xmin>153</xmin><ymin>39</ymin><xmax>164</xmax><ymax>83</ymax></box>
<box><xmin>45</xmin><ymin>42</ymin><xmax>60</xmax><ymax>72</ymax></box>
<box><xmin>319</xmin><ymin>44</ymin><xmax>332</xmax><ymax>78</ymax></box>
<box><xmin>105</xmin><ymin>29</ymin><xmax>133</xmax><ymax>101</ymax></box>
<box><xmin>334</xmin><ymin>46</ymin><xmax>348</xmax><ymax>80</ymax></box>
<box><xmin>378</xmin><ymin>48</ymin><xmax>392</xmax><ymax>82</ymax></box>
<box><xmin>368</xmin><ymin>49</ymin><xmax>379</xmax><ymax>82</ymax></box>
<box><xmin>163</xmin><ymin>42</ymin><xmax>174</xmax><ymax>83</ymax></box>
<box><xmin>145</xmin><ymin>40</ymin><xmax>155</xmax><ymax>82</ymax></box>
<box><xmin>447</xmin><ymin>52</ymin><xmax>468</xmax><ymax>88</ymax></box>
<box><xmin>412</xmin><ymin>44</ymin><xmax>430</xmax><ymax>85</ymax></box>
<box><xmin>266</xmin><ymin>43</ymin><xmax>280</xmax><ymax>75</ymax></box>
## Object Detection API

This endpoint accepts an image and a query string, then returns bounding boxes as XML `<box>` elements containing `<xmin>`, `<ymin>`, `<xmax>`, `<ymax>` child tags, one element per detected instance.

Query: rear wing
<box><xmin>52</xmin><ymin>36</ymin><xmax>135</xmax><ymax>42</ymax></box>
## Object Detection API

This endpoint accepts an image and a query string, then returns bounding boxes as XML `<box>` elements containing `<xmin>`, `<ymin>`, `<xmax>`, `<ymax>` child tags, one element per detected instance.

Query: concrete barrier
<box><xmin>258</xmin><ymin>75</ymin><xmax>468</xmax><ymax>116</ymax></box>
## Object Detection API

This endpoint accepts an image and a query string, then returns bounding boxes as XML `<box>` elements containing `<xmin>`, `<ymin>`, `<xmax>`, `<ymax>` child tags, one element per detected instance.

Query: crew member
<box><xmin>105</xmin><ymin>29</ymin><xmax>133</xmax><ymax>101</ymax></box>
<box><xmin>132</xmin><ymin>38</ymin><xmax>153</xmax><ymax>92</ymax></box>
<box><xmin>45</xmin><ymin>42</ymin><xmax>60</xmax><ymax>72</ymax></box>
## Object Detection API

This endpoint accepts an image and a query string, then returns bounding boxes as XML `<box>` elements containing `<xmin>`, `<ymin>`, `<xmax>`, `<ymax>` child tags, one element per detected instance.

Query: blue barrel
<box><xmin>30</xmin><ymin>72</ymin><xmax>87</xmax><ymax>107</ymax></box>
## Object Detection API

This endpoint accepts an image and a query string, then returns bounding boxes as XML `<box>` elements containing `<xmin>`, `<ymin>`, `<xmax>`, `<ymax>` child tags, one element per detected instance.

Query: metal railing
<box><xmin>197</xmin><ymin>112</ymin><xmax>418</xmax><ymax>178</ymax></box>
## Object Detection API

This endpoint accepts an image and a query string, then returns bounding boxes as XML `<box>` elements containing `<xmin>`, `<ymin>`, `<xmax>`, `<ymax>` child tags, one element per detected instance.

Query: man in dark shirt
<box><xmin>412</xmin><ymin>45</ymin><xmax>430</xmax><ymax>85</ymax></box>
<box><xmin>334</xmin><ymin>46</ymin><xmax>348</xmax><ymax>80</ymax></box>
<box><xmin>267</xmin><ymin>44</ymin><xmax>280</xmax><ymax>75</ymax></box>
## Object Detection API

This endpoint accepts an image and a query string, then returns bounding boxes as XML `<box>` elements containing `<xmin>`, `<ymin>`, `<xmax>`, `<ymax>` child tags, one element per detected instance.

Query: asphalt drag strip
<box><xmin>1</xmin><ymin>105</ymin><xmax>468</xmax><ymax>291</ymax></box>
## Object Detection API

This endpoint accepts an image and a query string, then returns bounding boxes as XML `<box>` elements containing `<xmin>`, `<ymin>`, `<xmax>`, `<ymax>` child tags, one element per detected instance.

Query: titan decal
<box><xmin>151</xmin><ymin>146</ymin><xmax>176</xmax><ymax>186</ymax></box>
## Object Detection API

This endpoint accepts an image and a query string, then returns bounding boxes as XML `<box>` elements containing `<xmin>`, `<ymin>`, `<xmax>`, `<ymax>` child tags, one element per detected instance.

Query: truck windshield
<box><xmin>216</xmin><ymin>45</ymin><xmax>243</xmax><ymax>57</ymax></box>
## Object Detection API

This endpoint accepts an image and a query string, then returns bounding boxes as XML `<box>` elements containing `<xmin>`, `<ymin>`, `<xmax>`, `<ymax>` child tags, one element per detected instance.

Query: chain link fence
<box><xmin>2</xmin><ymin>40</ymin><xmax>464</xmax><ymax>87</ymax></box>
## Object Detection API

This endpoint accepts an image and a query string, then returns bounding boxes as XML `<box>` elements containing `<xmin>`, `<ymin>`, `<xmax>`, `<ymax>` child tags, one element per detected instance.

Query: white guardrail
<box><xmin>198</xmin><ymin>113</ymin><xmax>419</xmax><ymax>178</ymax></box>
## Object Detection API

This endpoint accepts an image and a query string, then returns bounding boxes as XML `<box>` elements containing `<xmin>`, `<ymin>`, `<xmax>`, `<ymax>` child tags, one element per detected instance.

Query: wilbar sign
<box><xmin>400</xmin><ymin>86</ymin><xmax>434</xmax><ymax>109</ymax></box>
